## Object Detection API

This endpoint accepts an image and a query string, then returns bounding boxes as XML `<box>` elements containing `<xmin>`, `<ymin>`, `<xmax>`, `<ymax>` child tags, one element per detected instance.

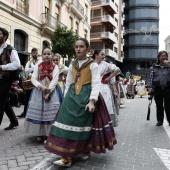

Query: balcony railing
<box><xmin>114</xmin><ymin>28</ymin><xmax>118</xmax><ymax>34</ymax></box>
<box><xmin>92</xmin><ymin>0</ymin><xmax>114</xmax><ymax>3</ymax></box>
<box><xmin>16</xmin><ymin>0</ymin><xmax>29</xmax><ymax>15</ymax></box>
<box><xmin>91</xmin><ymin>0</ymin><xmax>98</xmax><ymax>2</ymax></box>
<box><xmin>91</xmin><ymin>32</ymin><xmax>117</xmax><ymax>43</ymax></box>
<box><xmin>114</xmin><ymin>0</ymin><xmax>119</xmax><ymax>5</ymax></box>
<box><xmin>102</xmin><ymin>15</ymin><xmax>117</xmax><ymax>27</ymax></box>
<box><xmin>91</xmin><ymin>15</ymin><xmax>117</xmax><ymax>28</ymax></box>
<box><xmin>105</xmin><ymin>49</ymin><xmax>117</xmax><ymax>59</ymax></box>
<box><xmin>41</xmin><ymin>13</ymin><xmax>66</xmax><ymax>30</ymax></box>
<box><xmin>69</xmin><ymin>0</ymin><xmax>84</xmax><ymax>16</ymax></box>
<box><xmin>91</xmin><ymin>0</ymin><xmax>117</xmax><ymax>13</ymax></box>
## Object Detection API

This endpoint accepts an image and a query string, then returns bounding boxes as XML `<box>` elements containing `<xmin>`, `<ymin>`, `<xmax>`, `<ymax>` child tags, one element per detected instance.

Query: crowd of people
<box><xmin>0</xmin><ymin>27</ymin><xmax>121</xmax><ymax>167</ymax></box>
<box><xmin>1</xmin><ymin>26</ymin><xmax>170</xmax><ymax>167</ymax></box>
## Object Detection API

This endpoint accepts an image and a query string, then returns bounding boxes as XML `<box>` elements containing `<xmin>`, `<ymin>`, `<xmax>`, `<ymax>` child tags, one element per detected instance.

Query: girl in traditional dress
<box><xmin>92</xmin><ymin>50</ymin><xmax>120</xmax><ymax>127</ymax></box>
<box><xmin>24</xmin><ymin>48</ymin><xmax>60</xmax><ymax>141</ymax></box>
<box><xmin>45</xmin><ymin>38</ymin><xmax>117</xmax><ymax>167</ymax></box>
<box><xmin>52</xmin><ymin>53</ymin><xmax>68</xmax><ymax>94</ymax></box>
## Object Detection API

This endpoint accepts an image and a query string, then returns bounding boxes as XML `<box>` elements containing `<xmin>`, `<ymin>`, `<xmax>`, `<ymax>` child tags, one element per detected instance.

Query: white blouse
<box><xmin>25</xmin><ymin>58</ymin><xmax>42</xmax><ymax>74</ymax></box>
<box><xmin>0</xmin><ymin>43</ymin><xmax>20</xmax><ymax>70</ymax></box>
<box><xmin>31</xmin><ymin>63</ymin><xmax>59</xmax><ymax>91</ymax></box>
<box><xmin>98</xmin><ymin>61</ymin><xmax>119</xmax><ymax>78</ymax></box>
<box><xmin>64</xmin><ymin>58</ymin><xmax>101</xmax><ymax>101</ymax></box>
<box><xmin>58</xmin><ymin>64</ymin><xmax>68</xmax><ymax>75</ymax></box>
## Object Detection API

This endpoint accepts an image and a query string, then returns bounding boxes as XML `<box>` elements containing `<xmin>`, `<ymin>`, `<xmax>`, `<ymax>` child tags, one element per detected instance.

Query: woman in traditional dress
<box><xmin>92</xmin><ymin>50</ymin><xmax>120</xmax><ymax>127</ymax></box>
<box><xmin>45</xmin><ymin>38</ymin><xmax>117</xmax><ymax>167</ymax></box>
<box><xmin>126</xmin><ymin>75</ymin><xmax>136</xmax><ymax>99</ymax></box>
<box><xmin>110</xmin><ymin>76</ymin><xmax>120</xmax><ymax>115</ymax></box>
<box><xmin>24</xmin><ymin>48</ymin><xmax>60</xmax><ymax>141</ymax></box>
<box><xmin>118</xmin><ymin>76</ymin><xmax>127</xmax><ymax>105</ymax></box>
<box><xmin>136</xmin><ymin>78</ymin><xmax>147</xmax><ymax>98</ymax></box>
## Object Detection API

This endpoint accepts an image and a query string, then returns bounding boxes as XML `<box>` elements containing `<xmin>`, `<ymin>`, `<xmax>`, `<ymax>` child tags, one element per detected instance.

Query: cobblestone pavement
<box><xmin>0</xmin><ymin>96</ymin><xmax>170</xmax><ymax>170</ymax></box>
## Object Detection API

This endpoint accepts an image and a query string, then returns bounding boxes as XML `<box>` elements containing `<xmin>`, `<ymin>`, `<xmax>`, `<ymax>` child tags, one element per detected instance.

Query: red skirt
<box><xmin>45</xmin><ymin>93</ymin><xmax>117</xmax><ymax>157</ymax></box>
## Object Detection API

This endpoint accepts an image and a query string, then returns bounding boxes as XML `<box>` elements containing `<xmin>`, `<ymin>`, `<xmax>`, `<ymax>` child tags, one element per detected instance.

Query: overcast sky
<box><xmin>159</xmin><ymin>0</ymin><xmax>170</xmax><ymax>50</ymax></box>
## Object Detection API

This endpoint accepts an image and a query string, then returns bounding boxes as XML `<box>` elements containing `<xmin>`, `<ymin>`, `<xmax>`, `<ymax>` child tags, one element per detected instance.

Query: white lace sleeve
<box><xmin>48</xmin><ymin>65</ymin><xmax>59</xmax><ymax>90</ymax></box>
<box><xmin>31</xmin><ymin>64</ymin><xmax>40</xmax><ymax>87</ymax></box>
<box><xmin>64</xmin><ymin>64</ymin><xmax>73</xmax><ymax>96</ymax></box>
<box><xmin>89</xmin><ymin>63</ymin><xmax>101</xmax><ymax>101</ymax></box>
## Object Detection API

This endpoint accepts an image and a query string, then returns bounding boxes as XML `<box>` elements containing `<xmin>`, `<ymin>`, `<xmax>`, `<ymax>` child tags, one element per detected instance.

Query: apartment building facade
<box><xmin>122</xmin><ymin>0</ymin><xmax>159</xmax><ymax>79</ymax></box>
<box><xmin>90</xmin><ymin>0</ymin><xmax>124</xmax><ymax>63</ymax></box>
<box><xmin>0</xmin><ymin>0</ymin><xmax>91</xmax><ymax>66</ymax></box>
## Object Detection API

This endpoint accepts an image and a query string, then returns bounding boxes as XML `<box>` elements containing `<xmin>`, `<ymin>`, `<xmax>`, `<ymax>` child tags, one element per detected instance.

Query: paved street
<box><xmin>0</xmin><ymin>96</ymin><xmax>170</xmax><ymax>170</ymax></box>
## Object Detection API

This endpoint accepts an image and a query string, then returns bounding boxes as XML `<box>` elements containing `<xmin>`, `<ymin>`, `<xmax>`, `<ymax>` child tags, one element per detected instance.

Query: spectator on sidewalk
<box><xmin>148</xmin><ymin>50</ymin><xmax>170</xmax><ymax>126</ymax></box>
<box><xmin>0</xmin><ymin>27</ymin><xmax>20</xmax><ymax>128</ymax></box>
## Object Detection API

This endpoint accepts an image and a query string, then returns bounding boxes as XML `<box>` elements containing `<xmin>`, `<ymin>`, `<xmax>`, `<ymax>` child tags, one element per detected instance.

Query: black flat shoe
<box><xmin>4</xmin><ymin>122</ymin><xmax>19</xmax><ymax>130</ymax></box>
<box><xmin>17</xmin><ymin>112</ymin><xmax>25</xmax><ymax>118</ymax></box>
<box><xmin>43</xmin><ymin>136</ymin><xmax>47</xmax><ymax>140</ymax></box>
<box><xmin>156</xmin><ymin>121</ymin><xmax>163</xmax><ymax>126</ymax></box>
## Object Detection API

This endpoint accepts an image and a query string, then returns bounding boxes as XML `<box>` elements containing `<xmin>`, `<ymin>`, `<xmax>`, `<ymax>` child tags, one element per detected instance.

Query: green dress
<box><xmin>50</xmin><ymin>83</ymin><xmax>93</xmax><ymax>140</ymax></box>
<box><xmin>50</xmin><ymin>58</ymin><xmax>94</xmax><ymax>141</ymax></box>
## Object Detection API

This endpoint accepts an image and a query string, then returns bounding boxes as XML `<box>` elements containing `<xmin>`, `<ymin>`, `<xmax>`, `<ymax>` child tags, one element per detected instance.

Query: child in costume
<box><xmin>52</xmin><ymin>53</ymin><xmax>68</xmax><ymax>103</ymax></box>
<box><xmin>24</xmin><ymin>48</ymin><xmax>60</xmax><ymax>141</ymax></box>
<box><xmin>45</xmin><ymin>38</ymin><xmax>117</xmax><ymax>167</ymax></box>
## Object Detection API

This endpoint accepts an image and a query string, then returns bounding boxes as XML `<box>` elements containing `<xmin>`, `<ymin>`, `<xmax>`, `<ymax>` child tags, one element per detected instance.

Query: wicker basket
<box><xmin>22</xmin><ymin>80</ymin><xmax>34</xmax><ymax>90</ymax></box>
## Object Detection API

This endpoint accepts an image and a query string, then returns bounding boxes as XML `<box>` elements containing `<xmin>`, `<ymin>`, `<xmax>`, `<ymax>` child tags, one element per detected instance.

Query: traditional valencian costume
<box><xmin>58</xmin><ymin>64</ymin><xmax>68</xmax><ymax>94</ymax></box>
<box><xmin>45</xmin><ymin>58</ymin><xmax>117</xmax><ymax>161</ymax></box>
<box><xmin>56</xmin><ymin>64</ymin><xmax>68</xmax><ymax>104</ymax></box>
<box><xmin>99</xmin><ymin>61</ymin><xmax>119</xmax><ymax>127</ymax></box>
<box><xmin>126</xmin><ymin>77</ymin><xmax>136</xmax><ymax>99</ymax></box>
<box><xmin>137</xmin><ymin>79</ymin><xmax>147</xmax><ymax>98</ymax></box>
<box><xmin>25</xmin><ymin>62</ymin><xmax>60</xmax><ymax>137</ymax></box>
